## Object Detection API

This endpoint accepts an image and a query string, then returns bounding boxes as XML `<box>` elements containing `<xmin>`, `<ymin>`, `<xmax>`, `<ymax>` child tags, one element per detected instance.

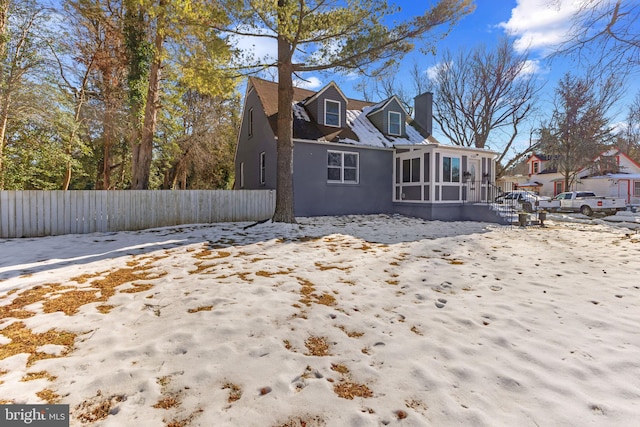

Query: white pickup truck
<box><xmin>538</xmin><ymin>191</ymin><xmax>627</xmax><ymax>216</ymax></box>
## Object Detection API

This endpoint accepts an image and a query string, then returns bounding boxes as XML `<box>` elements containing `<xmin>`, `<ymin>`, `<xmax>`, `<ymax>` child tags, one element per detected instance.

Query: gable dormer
<box><xmin>526</xmin><ymin>154</ymin><xmax>547</xmax><ymax>175</ymax></box>
<box><xmin>303</xmin><ymin>82</ymin><xmax>348</xmax><ymax>128</ymax></box>
<box><xmin>366</xmin><ymin>96</ymin><xmax>407</xmax><ymax>137</ymax></box>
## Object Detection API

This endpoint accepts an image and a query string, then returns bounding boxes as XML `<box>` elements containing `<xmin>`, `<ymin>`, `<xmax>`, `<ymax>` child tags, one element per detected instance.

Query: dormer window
<box><xmin>325</xmin><ymin>99</ymin><xmax>341</xmax><ymax>127</ymax></box>
<box><xmin>532</xmin><ymin>161</ymin><xmax>540</xmax><ymax>174</ymax></box>
<box><xmin>388</xmin><ymin>111</ymin><xmax>401</xmax><ymax>136</ymax></box>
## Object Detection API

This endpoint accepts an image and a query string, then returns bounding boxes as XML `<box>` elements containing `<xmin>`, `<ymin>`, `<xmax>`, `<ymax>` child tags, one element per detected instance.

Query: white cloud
<box><xmin>228</xmin><ymin>25</ymin><xmax>277</xmax><ymax>65</ymax></box>
<box><xmin>520</xmin><ymin>59</ymin><xmax>542</xmax><ymax>76</ymax></box>
<box><xmin>498</xmin><ymin>0</ymin><xmax>582</xmax><ymax>54</ymax></box>
<box><xmin>425</xmin><ymin>62</ymin><xmax>451</xmax><ymax>81</ymax></box>
<box><xmin>293</xmin><ymin>76</ymin><xmax>324</xmax><ymax>90</ymax></box>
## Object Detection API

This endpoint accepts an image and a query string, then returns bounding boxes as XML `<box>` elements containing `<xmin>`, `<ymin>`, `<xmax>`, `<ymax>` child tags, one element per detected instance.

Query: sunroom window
<box><xmin>443</xmin><ymin>156</ymin><xmax>460</xmax><ymax>182</ymax></box>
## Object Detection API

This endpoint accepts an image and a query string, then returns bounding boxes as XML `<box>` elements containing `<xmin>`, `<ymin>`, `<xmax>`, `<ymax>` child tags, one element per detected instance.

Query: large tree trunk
<box><xmin>131</xmin><ymin>25</ymin><xmax>163</xmax><ymax>190</ymax></box>
<box><xmin>272</xmin><ymin>2</ymin><xmax>296</xmax><ymax>223</ymax></box>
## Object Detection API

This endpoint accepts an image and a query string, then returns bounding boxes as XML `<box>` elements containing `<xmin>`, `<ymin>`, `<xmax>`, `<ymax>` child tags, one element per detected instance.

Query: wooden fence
<box><xmin>0</xmin><ymin>190</ymin><xmax>276</xmax><ymax>238</ymax></box>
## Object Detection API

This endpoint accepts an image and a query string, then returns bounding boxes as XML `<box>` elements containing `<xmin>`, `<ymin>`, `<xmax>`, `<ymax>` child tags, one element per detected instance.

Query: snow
<box><xmin>1</xmin><ymin>214</ymin><xmax>640</xmax><ymax>426</ymax></box>
<box><xmin>343</xmin><ymin>107</ymin><xmax>429</xmax><ymax>148</ymax></box>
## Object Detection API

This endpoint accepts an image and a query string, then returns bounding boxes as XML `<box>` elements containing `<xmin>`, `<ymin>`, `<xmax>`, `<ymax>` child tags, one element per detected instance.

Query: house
<box><xmin>234</xmin><ymin>77</ymin><xmax>499</xmax><ymax>221</ymax></box>
<box><xmin>500</xmin><ymin>149</ymin><xmax>640</xmax><ymax>204</ymax></box>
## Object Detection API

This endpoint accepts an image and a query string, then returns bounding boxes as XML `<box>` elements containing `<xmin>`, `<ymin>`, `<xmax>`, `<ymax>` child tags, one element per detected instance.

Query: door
<box><xmin>467</xmin><ymin>158</ymin><xmax>482</xmax><ymax>202</ymax></box>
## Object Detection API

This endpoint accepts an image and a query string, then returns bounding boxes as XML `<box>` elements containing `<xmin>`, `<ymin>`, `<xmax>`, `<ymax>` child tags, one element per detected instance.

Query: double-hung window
<box><xmin>325</xmin><ymin>100</ymin><xmax>340</xmax><ymax>127</ymax></box>
<box><xmin>388</xmin><ymin>111</ymin><xmax>401</xmax><ymax>136</ymax></box>
<box><xmin>328</xmin><ymin>150</ymin><xmax>358</xmax><ymax>183</ymax></box>
<box><xmin>634</xmin><ymin>181</ymin><xmax>640</xmax><ymax>197</ymax></box>
<box><xmin>259</xmin><ymin>152</ymin><xmax>266</xmax><ymax>185</ymax></box>
<box><xmin>442</xmin><ymin>156</ymin><xmax>460</xmax><ymax>182</ymax></box>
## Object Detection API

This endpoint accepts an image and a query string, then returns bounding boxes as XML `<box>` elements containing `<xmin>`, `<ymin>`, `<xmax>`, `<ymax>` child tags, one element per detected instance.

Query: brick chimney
<box><xmin>413</xmin><ymin>92</ymin><xmax>433</xmax><ymax>137</ymax></box>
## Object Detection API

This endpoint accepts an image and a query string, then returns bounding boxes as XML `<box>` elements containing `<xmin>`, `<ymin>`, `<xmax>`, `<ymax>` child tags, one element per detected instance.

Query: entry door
<box><xmin>468</xmin><ymin>158</ymin><xmax>482</xmax><ymax>202</ymax></box>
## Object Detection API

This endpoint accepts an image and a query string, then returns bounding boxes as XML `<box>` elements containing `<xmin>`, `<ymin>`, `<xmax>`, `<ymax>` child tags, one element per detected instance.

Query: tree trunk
<box><xmin>0</xmin><ymin>77</ymin><xmax>12</xmax><ymax>190</ymax></box>
<box><xmin>272</xmin><ymin>2</ymin><xmax>296</xmax><ymax>223</ymax></box>
<box><xmin>131</xmin><ymin>6</ymin><xmax>163</xmax><ymax>190</ymax></box>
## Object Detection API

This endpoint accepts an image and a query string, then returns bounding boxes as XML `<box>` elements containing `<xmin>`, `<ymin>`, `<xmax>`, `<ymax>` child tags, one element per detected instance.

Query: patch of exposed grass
<box><xmin>314</xmin><ymin>262</ymin><xmax>350</xmax><ymax>272</ymax></box>
<box><xmin>153</xmin><ymin>395</ymin><xmax>181</xmax><ymax>409</ymax></box>
<box><xmin>297</xmin><ymin>278</ymin><xmax>336</xmax><ymax>307</ymax></box>
<box><xmin>193</xmin><ymin>247</ymin><xmax>231</xmax><ymax>260</ymax></box>
<box><xmin>120</xmin><ymin>283</ymin><xmax>154</xmax><ymax>294</ymax></box>
<box><xmin>333</xmin><ymin>381</ymin><xmax>373</xmax><ymax>400</ymax></box>
<box><xmin>0</xmin><ymin>284</ymin><xmax>63</xmax><ymax>320</ymax></box>
<box><xmin>0</xmin><ymin>321</ymin><xmax>76</xmax><ymax>366</ymax></box>
<box><xmin>273</xmin><ymin>415</ymin><xmax>326</xmax><ymax>427</ymax></box>
<box><xmin>187</xmin><ymin>306</ymin><xmax>213</xmax><ymax>313</ymax></box>
<box><xmin>21</xmin><ymin>371</ymin><xmax>57</xmax><ymax>382</ymax></box>
<box><xmin>36</xmin><ymin>388</ymin><xmax>60</xmax><ymax>403</ymax></box>
<box><xmin>256</xmin><ymin>269</ymin><xmax>292</xmax><ymax>277</ymax></box>
<box><xmin>330</xmin><ymin>364</ymin><xmax>350</xmax><ymax>375</ymax></box>
<box><xmin>304</xmin><ymin>336</ymin><xmax>330</xmax><ymax>357</ymax></box>
<box><xmin>337</xmin><ymin>325</ymin><xmax>364</xmax><ymax>338</ymax></box>
<box><xmin>75</xmin><ymin>391</ymin><xmax>125</xmax><ymax>424</ymax></box>
<box><xmin>1</xmin><ymin>262</ymin><xmax>165</xmax><ymax>319</ymax></box>
<box><xmin>222</xmin><ymin>382</ymin><xmax>242</xmax><ymax>403</ymax></box>
<box><xmin>43</xmin><ymin>290</ymin><xmax>100</xmax><ymax>316</ymax></box>
<box><xmin>96</xmin><ymin>305</ymin><xmax>115</xmax><ymax>314</ymax></box>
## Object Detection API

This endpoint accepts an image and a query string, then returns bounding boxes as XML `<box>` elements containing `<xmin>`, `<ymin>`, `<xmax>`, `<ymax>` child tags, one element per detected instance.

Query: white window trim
<box><xmin>388</xmin><ymin>111</ymin><xmax>402</xmax><ymax>136</ymax></box>
<box><xmin>324</xmin><ymin>99</ymin><xmax>341</xmax><ymax>127</ymax></box>
<box><xmin>327</xmin><ymin>150</ymin><xmax>359</xmax><ymax>184</ymax></box>
<box><xmin>248</xmin><ymin>108</ymin><xmax>253</xmax><ymax>137</ymax></box>
<box><xmin>239</xmin><ymin>162</ymin><xmax>245</xmax><ymax>188</ymax></box>
<box><xmin>259</xmin><ymin>152</ymin><xmax>266</xmax><ymax>185</ymax></box>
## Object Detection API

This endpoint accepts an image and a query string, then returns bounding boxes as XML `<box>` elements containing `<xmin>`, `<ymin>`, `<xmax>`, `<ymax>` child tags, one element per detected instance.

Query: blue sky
<box><xmin>265</xmin><ymin>0</ymin><xmax>638</xmax><ymax>157</ymax></box>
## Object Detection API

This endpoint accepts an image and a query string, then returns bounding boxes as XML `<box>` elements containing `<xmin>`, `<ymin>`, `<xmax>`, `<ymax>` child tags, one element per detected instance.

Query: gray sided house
<box><xmin>234</xmin><ymin>77</ymin><xmax>500</xmax><ymax>222</ymax></box>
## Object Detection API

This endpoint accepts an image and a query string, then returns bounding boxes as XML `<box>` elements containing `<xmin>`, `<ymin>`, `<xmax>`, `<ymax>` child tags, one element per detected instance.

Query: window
<box><xmin>259</xmin><ymin>152</ymin><xmax>266</xmax><ymax>185</ymax></box>
<box><xmin>388</xmin><ymin>111</ymin><xmax>401</xmax><ymax>136</ymax></box>
<box><xmin>532</xmin><ymin>161</ymin><xmax>539</xmax><ymax>174</ymax></box>
<box><xmin>328</xmin><ymin>150</ymin><xmax>358</xmax><ymax>183</ymax></box>
<box><xmin>239</xmin><ymin>162</ymin><xmax>245</xmax><ymax>188</ymax></box>
<box><xmin>325</xmin><ymin>100</ymin><xmax>340</xmax><ymax>127</ymax></box>
<box><xmin>402</xmin><ymin>157</ymin><xmax>421</xmax><ymax>183</ymax></box>
<box><xmin>248</xmin><ymin>108</ymin><xmax>253</xmax><ymax>137</ymax></box>
<box><xmin>442</xmin><ymin>156</ymin><xmax>460</xmax><ymax>182</ymax></box>
<box><xmin>634</xmin><ymin>181</ymin><xmax>640</xmax><ymax>197</ymax></box>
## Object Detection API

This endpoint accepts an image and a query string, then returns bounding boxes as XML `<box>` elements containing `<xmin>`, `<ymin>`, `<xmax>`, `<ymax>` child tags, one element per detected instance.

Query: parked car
<box><xmin>538</xmin><ymin>191</ymin><xmax>626</xmax><ymax>216</ymax></box>
<box><xmin>494</xmin><ymin>190</ymin><xmax>550</xmax><ymax>212</ymax></box>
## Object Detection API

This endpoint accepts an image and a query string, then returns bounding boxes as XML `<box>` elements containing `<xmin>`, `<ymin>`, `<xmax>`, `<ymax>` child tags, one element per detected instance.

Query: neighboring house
<box><xmin>234</xmin><ymin>77</ymin><xmax>499</xmax><ymax>221</ymax></box>
<box><xmin>500</xmin><ymin>149</ymin><xmax>640</xmax><ymax>204</ymax></box>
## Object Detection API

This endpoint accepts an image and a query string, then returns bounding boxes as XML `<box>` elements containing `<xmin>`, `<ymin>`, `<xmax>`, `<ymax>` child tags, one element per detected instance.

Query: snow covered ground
<box><xmin>0</xmin><ymin>214</ymin><xmax>639</xmax><ymax>426</ymax></box>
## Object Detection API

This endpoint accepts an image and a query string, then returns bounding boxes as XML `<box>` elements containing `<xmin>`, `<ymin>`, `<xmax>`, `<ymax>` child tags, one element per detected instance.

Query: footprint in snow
<box><xmin>435</xmin><ymin>298</ymin><xmax>447</xmax><ymax>309</ymax></box>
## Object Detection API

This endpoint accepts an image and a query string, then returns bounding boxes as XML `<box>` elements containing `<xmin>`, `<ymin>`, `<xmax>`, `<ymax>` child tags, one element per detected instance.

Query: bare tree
<box><xmin>64</xmin><ymin>0</ymin><xmax>129</xmax><ymax>190</ymax></box>
<box><xmin>553</xmin><ymin>0</ymin><xmax>640</xmax><ymax>73</ymax></box>
<box><xmin>538</xmin><ymin>72</ymin><xmax>623</xmax><ymax>190</ymax></box>
<box><xmin>429</xmin><ymin>37</ymin><xmax>542</xmax><ymax>174</ymax></box>
<box><xmin>615</xmin><ymin>90</ymin><xmax>640</xmax><ymax>161</ymax></box>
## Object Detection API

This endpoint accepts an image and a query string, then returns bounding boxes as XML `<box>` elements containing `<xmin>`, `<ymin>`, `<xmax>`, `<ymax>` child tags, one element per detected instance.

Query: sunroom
<box><xmin>392</xmin><ymin>144</ymin><xmax>498</xmax><ymax>221</ymax></box>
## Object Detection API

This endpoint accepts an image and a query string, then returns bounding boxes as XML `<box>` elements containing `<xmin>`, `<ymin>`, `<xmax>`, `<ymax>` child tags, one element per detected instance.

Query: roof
<box><xmin>248</xmin><ymin>77</ymin><xmax>430</xmax><ymax>149</ymax></box>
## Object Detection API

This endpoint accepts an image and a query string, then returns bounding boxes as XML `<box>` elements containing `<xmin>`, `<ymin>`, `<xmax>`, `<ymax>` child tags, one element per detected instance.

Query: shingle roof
<box><xmin>248</xmin><ymin>77</ymin><xmax>430</xmax><ymax>148</ymax></box>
